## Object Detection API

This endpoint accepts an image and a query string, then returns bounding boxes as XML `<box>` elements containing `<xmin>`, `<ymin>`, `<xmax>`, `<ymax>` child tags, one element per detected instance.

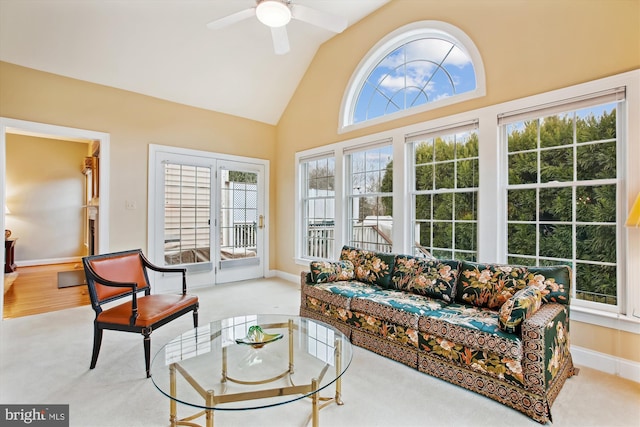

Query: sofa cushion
<box><xmin>418</xmin><ymin>303</ymin><xmax>522</xmax><ymax>360</ymax></box>
<box><xmin>309</xmin><ymin>260</ymin><xmax>355</xmax><ymax>283</ymax></box>
<box><xmin>303</xmin><ymin>280</ymin><xmax>384</xmax><ymax>308</ymax></box>
<box><xmin>456</xmin><ymin>261</ymin><xmax>529</xmax><ymax>309</ymax></box>
<box><xmin>525</xmin><ymin>265</ymin><xmax>571</xmax><ymax>305</ymax></box>
<box><xmin>391</xmin><ymin>254</ymin><xmax>460</xmax><ymax>302</ymax></box>
<box><xmin>418</xmin><ymin>332</ymin><xmax>526</xmax><ymax>387</ymax></box>
<box><xmin>498</xmin><ymin>285</ymin><xmax>543</xmax><ymax>333</ymax></box>
<box><xmin>340</xmin><ymin>245</ymin><xmax>395</xmax><ymax>288</ymax></box>
<box><xmin>350</xmin><ymin>288</ymin><xmax>449</xmax><ymax>320</ymax></box>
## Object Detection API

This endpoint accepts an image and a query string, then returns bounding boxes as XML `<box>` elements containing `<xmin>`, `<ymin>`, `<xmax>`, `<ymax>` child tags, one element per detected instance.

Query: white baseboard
<box><xmin>275</xmin><ymin>270</ymin><xmax>299</xmax><ymax>284</ymax></box>
<box><xmin>17</xmin><ymin>257</ymin><xmax>82</xmax><ymax>267</ymax></box>
<box><xmin>571</xmin><ymin>345</ymin><xmax>640</xmax><ymax>383</ymax></box>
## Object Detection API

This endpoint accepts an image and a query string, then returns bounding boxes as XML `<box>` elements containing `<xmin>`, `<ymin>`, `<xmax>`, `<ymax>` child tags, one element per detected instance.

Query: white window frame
<box><xmin>492</xmin><ymin>72</ymin><xmax>639</xmax><ymax>332</ymax></box>
<box><xmin>339</xmin><ymin>20</ymin><xmax>486</xmax><ymax>134</ymax></box>
<box><xmin>408</xmin><ymin>120</ymin><xmax>480</xmax><ymax>260</ymax></box>
<box><xmin>499</xmin><ymin>91</ymin><xmax>624</xmax><ymax>314</ymax></box>
<box><xmin>295</xmin><ymin>69</ymin><xmax>640</xmax><ymax>333</ymax></box>
<box><xmin>299</xmin><ymin>153</ymin><xmax>337</xmax><ymax>260</ymax></box>
<box><xmin>345</xmin><ymin>140</ymin><xmax>395</xmax><ymax>253</ymax></box>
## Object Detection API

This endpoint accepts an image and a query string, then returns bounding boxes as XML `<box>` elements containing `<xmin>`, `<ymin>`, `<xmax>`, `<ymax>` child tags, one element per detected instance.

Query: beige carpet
<box><xmin>1</xmin><ymin>277</ymin><xmax>639</xmax><ymax>427</ymax></box>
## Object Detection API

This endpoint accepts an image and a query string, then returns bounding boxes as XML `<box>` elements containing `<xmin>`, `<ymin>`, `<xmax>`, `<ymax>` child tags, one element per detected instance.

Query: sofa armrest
<box><xmin>521</xmin><ymin>303</ymin><xmax>573</xmax><ymax>396</ymax></box>
<box><xmin>301</xmin><ymin>271</ymin><xmax>312</xmax><ymax>285</ymax></box>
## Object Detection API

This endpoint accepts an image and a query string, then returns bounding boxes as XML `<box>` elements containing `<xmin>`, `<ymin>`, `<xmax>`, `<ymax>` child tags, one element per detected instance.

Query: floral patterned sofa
<box><xmin>299</xmin><ymin>245</ymin><xmax>575</xmax><ymax>424</ymax></box>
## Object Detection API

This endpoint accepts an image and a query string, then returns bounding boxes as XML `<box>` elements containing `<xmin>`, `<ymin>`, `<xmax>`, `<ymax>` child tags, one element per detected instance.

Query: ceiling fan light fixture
<box><xmin>256</xmin><ymin>0</ymin><xmax>291</xmax><ymax>28</ymax></box>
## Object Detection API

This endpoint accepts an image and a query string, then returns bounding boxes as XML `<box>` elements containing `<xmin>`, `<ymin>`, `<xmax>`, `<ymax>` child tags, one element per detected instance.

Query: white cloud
<box><xmin>375</xmin><ymin>38</ymin><xmax>472</xmax><ymax>93</ymax></box>
<box><xmin>442</xmin><ymin>45</ymin><xmax>471</xmax><ymax>67</ymax></box>
<box><xmin>378</xmin><ymin>62</ymin><xmax>437</xmax><ymax>93</ymax></box>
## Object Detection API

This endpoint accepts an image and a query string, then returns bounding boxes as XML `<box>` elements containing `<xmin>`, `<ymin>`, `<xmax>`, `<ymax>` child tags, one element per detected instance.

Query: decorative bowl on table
<box><xmin>236</xmin><ymin>325</ymin><xmax>283</xmax><ymax>349</ymax></box>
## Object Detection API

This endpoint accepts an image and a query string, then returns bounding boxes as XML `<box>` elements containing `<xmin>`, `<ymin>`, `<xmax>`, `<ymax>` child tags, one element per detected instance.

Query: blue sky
<box><xmin>354</xmin><ymin>37</ymin><xmax>476</xmax><ymax>123</ymax></box>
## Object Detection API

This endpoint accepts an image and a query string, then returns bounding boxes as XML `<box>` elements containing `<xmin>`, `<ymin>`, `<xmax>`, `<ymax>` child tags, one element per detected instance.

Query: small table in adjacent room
<box><xmin>150</xmin><ymin>314</ymin><xmax>352</xmax><ymax>427</ymax></box>
<box><xmin>4</xmin><ymin>238</ymin><xmax>17</xmax><ymax>273</ymax></box>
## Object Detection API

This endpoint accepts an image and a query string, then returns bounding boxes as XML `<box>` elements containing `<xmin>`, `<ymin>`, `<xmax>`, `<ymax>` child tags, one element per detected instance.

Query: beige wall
<box><xmin>1</xmin><ymin>0</ymin><xmax>638</xmax><ymax>365</ymax></box>
<box><xmin>0</xmin><ymin>61</ymin><xmax>278</xmax><ymax>265</ymax></box>
<box><xmin>275</xmin><ymin>0</ymin><xmax>640</xmax><ymax>361</ymax></box>
<box><xmin>571</xmin><ymin>322</ymin><xmax>640</xmax><ymax>363</ymax></box>
<box><xmin>6</xmin><ymin>134</ymin><xmax>87</xmax><ymax>261</ymax></box>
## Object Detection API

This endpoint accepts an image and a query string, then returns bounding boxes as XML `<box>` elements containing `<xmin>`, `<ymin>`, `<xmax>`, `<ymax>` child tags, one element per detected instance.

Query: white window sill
<box><xmin>296</xmin><ymin>257</ymin><xmax>320</xmax><ymax>267</ymax></box>
<box><xmin>570</xmin><ymin>305</ymin><xmax>640</xmax><ymax>334</ymax></box>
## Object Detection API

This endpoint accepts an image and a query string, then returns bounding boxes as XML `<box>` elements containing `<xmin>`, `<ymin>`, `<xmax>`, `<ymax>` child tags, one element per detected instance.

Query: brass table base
<box><xmin>167</xmin><ymin>321</ymin><xmax>344</xmax><ymax>427</ymax></box>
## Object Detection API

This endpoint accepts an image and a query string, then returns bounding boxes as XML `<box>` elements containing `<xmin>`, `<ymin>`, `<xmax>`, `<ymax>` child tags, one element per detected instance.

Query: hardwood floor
<box><xmin>3</xmin><ymin>262</ymin><xmax>90</xmax><ymax>319</ymax></box>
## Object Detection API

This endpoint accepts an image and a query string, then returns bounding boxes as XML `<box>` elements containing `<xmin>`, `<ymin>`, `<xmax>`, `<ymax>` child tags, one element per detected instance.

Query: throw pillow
<box><xmin>525</xmin><ymin>265</ymin><xmax>571</xmax><ymax>305</ymax></box>
<box><xmin>340</xmin><ymin>245</ymin><xmax>395</xmax><ymax>288</ymax></box>
<box><xmin>391</xmin><ymin>254</ymin><xmax>460</xmax><ymax>302</ymax></box>
<box><xmin>498</xmin><ymin>285</ymin><xmax>543</xmax><ymax>334</ymax></box>
<box><xmin>456</xmin><ymin>261</ymin><xmax>529</xmax><ymax>309</ymax></box>
<box><xmin>309</xmin><ymin>260</ymin><xmax>355</xmax><ymax>283</ymax></box>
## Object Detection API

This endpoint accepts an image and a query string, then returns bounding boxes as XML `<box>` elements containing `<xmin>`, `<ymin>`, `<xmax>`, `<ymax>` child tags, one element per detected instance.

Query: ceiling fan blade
<box><xmin>271</xmin><ymin>26</ymin><xmax>290</xmax><ymax>55</ymax></box>
<box><xmin>291</xmin><ymin>4</ymin><xmax>348</xmax><ymax>33</ymax></box>
<box><xmin>206</xmin><ymin>8</ymin><xmax>255</xmax><ymax>30</ymax></box>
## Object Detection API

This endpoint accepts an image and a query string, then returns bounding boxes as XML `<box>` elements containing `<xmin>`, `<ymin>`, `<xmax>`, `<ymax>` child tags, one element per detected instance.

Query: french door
<box><xmin>149</xmin><ymin>146</ymin><xmax>267</xmax><ymax>292</ymax></box>
<box><xmin>216</xmin><ymin>159</ymin><xmax>265</xmax><ymax>283</ymax></box>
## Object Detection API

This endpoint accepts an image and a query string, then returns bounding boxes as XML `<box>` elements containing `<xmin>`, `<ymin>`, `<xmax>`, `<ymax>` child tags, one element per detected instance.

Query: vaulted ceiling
<box><xmin>0</xmin><ymin>0</ymin><xmax>389</xmax><ymax>125</ymax></box>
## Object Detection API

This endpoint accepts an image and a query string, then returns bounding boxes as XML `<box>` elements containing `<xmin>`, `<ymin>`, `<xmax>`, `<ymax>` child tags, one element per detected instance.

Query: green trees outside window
<box><xmin>506</xmin><ymin>105</ymin><xmax>618</xmax><ymax>305</ymax></box>
<box><xmin>410</xmin><ymin>129</ymin><xmax>479</xmax><ymax>260</ymax></box>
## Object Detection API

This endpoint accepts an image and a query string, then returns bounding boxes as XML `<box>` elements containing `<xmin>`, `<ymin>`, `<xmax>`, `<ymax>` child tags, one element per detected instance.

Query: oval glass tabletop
<box><xmin>150</xmin><ymin>314</ymin><xmax>352</xmax><ymax>425</ymax></box>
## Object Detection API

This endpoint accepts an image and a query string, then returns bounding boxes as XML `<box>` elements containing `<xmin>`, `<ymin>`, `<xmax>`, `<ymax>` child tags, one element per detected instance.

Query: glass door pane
<box><xmin>164</xmin><ymin>163</ymin><xmax>211</xmax><ymax>266</ymax></box>
<box><xmin>219</xmin><ymin>168</ymin><xmax>258</xmax><ymax>263</ymax></box>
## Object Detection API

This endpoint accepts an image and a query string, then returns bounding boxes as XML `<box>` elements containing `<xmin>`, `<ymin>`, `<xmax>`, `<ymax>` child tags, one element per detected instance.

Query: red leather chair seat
<box><xmin>97</xmin><ymin>294</ymin><xmax>199</xmax><ymax>327</ymax></box>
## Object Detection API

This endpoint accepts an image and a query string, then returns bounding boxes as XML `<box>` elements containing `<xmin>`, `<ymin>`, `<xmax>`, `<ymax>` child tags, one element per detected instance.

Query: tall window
<box><xmin>341</xmin><ymin>21</ymin><xmax>484</xmax><ymax>130</ymax></box>
<box><xmin>502</xmin><ymin>90</ymin><xmax>623</xmax><ymax>309</ymax></box>
<box><xmin>301</xmin><ymin>156</ymin><xmax>335</xmax><ymax>259</ymax></box>
<box><xmin>346</xmin><ymin>143</ymin><xmax>393</xmax><ymax>252</ymax></box>
<box><xmin>409</xmin><ymin>123</ymin><xmax>479</xmax><ymax>260</ymax></box>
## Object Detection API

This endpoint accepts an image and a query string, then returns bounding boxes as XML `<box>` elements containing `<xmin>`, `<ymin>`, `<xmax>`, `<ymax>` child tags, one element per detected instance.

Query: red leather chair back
<box><xmin>87</xmin><ymin>252</ymin><xmax>150</xmax><ymax>302</ymax></box>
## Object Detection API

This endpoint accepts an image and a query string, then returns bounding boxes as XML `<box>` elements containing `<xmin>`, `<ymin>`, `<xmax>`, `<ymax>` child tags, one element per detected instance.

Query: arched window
<box><xmin>340</xmin><ymin>21</ymin><xmax>485</xmax><ymax>131</ymax></box>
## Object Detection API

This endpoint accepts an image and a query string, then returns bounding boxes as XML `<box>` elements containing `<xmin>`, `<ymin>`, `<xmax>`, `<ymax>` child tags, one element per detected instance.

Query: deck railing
<box><xmin>307</xmin><ymin>223</ymin><xmax>335</xmax><ymax>259</ymax></box>
<box><xmin>233</xmin><ymin>222</ymin><xmax>257</xmax><ymax>248</ymax></box>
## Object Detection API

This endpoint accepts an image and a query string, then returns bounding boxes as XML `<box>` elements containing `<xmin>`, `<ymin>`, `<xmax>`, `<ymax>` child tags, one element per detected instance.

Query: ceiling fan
<box><xmin>206</xmin><ymin>0</ymin><xmax>348</xmax><ymax>55</ymax></box>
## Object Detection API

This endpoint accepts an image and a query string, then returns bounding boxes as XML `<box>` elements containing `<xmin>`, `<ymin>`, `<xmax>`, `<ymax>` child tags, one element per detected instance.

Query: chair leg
<box><xmin>144</xmin><ymin>330</ymin><xmax>151</xmax><ymax>378</ymax></box>
<box><xmin>193</xmin><ymin>304</ymin><xmax>199</xmax><ymax>328</ymax></box>
<box><xmin>90</xmin><ymin>324</ymin><xmax>103</xmax><ymax>369</ymax></box>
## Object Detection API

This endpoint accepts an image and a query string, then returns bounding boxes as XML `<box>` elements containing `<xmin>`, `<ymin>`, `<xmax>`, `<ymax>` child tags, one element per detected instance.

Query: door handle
<box><xmin>258</xmin><ymin>215</ymin><xmax>264</xmax><ymax>229</ymax></box>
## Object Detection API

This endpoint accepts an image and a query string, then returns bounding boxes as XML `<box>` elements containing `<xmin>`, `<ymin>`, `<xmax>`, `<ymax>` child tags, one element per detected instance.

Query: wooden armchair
<box><xmin>82</xmin><ymin>249</ymin><xmax>199</xmax><ymax>377</ymax></box>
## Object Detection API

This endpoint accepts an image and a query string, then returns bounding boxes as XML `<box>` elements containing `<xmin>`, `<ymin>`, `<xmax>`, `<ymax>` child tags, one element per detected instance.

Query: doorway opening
<box><xmin>1</xmin><ymin>118</ymin><xmax>110</xmax><ymax>320</ymax></box>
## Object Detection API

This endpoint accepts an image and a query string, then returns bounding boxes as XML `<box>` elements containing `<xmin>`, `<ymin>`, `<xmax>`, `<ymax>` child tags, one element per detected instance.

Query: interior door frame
<box><xmin>147</xmin><ymin>144</ymin><xmax>270</xmax><ymax>289</ymax></box>
<box><xmin>0</xmin><ymin>117</ymin><xmax>111</xmax><ymax>320</ymax></box>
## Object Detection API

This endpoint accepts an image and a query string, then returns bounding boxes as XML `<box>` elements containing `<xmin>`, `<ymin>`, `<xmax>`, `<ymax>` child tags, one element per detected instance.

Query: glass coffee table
<box><xmin>150</xmin><ymin>314</ymin><xmax>352</xmax><ymax>427</ymax></box>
